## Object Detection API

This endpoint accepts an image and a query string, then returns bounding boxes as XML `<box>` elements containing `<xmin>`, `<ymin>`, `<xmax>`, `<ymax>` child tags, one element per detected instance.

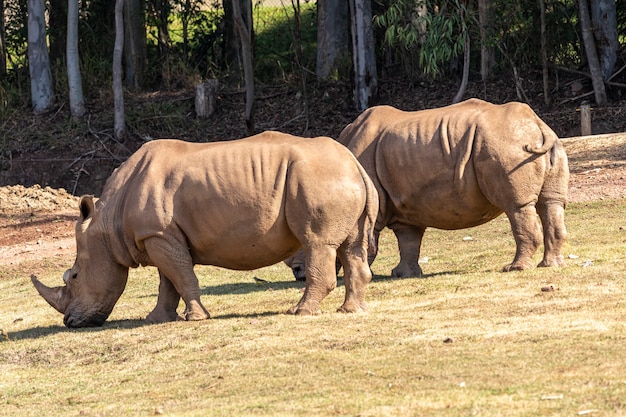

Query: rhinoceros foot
<box><xmin>185</xmin><ymin>301</ymin><xmax>211</xmax><ymax>321</ymax></box>
<box><xmin>391</xmin><ymin>263</ymin><xmax>423</xmax><ymax>278</ymax></box>
<box><xmin>286</xmin><ymin>305</ymin><xmax>321</xmax><ymax>315</ymax></box>
<box><xmin>502</xmin><ymin>259</ymin><xmax>535</xmax><ymax>272</ymax></box>
<box><xmin>337</xmin><ymin>301</ymin><xmax>367</xmax><ymax>314</ymax></box>
<box><xmin>146</xmin><ymin>308</ymin><xmax>184</xmax><ymax>324</ymax></box>
<box><xmin>538</xmin><ymin>255</ymin><xmax>566</xmax><ymax>268</ymax></box>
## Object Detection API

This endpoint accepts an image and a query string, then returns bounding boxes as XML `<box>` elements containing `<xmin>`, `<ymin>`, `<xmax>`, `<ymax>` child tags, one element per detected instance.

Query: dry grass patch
<box><xmin>1</xmin><ymin>200</ymin><xmax>625</xmax><ymax>416</ymax></box>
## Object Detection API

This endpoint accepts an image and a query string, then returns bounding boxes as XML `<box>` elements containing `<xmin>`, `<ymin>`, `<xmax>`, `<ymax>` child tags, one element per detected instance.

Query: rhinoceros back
<box><xmin>338</xmin><ymin>99</ymin><xmax>566</xmax><ymax>230</ymax></box>
<box><xmin>98</xmin><ymin>133</ymin><xmax>371</xmax><ymax>270</ymax></box>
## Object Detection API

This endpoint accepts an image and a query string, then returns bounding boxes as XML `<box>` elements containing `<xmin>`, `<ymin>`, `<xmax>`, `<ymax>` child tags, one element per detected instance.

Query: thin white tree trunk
<box><xmin>67</xmin><ymin>0</ymin><xmax>86</xmax><ymax>118</ymax></box>
<box><xmin>113</xmin><ymin>0</ymin><xmax>127</xmax><ymax>139</ymax></box>
<box><xmin>28</xmin><ymin>0</ymin><xmax>55</xmax><ymax>113</ymax></box>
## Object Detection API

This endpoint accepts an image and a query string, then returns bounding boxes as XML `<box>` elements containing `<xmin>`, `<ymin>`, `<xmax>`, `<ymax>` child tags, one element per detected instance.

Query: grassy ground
<box><xmin>1</xmin><ymin>200</ymin><xmax>625</xmax><ymax>416</ymax></box>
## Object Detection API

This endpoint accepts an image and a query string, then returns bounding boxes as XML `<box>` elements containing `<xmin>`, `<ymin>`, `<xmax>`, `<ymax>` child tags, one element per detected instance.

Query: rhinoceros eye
<box><xmin>72</xmin><ymin>272</ymin><xmax>78</xmax><ymax>279</ymax></box>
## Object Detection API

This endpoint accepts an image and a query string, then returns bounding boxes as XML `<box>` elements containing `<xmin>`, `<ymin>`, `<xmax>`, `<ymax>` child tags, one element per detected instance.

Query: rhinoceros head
<box><xmin>31</xmin><ymin>195</ymin><xmax>129</xmax><ymax>328</ymax></box>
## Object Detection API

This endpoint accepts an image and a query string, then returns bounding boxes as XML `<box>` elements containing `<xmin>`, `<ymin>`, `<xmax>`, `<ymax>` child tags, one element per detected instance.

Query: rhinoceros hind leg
<box><xmin>536</xmin><ymin>200</ymin><xmax>567</xmax><ymax>268</ymax></box>
<box><xmin>391</xmin><ymin>225</ymin><xmax>425</xmax><ymax>278</ymax></box>
<box><xmin>503</xmin><ymin>203</ymin><xmax>543</xmax><ymax>272</ymax></box>
<box><xmin>336</xmin><ymin>238</ymin><xmax>372</xmax><ymax>313</ymax></box>
<box><xmin>286</xmin><ymin>245</ymin><xmax>337</xmax><ymax>315</ymax></box>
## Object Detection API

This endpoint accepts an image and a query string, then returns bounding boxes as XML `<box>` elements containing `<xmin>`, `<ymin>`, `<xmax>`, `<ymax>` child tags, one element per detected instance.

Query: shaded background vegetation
<box><xmin>1</xmin><ymin>0</ymin><xmax>625</xmax><ymax>195</ymax></box>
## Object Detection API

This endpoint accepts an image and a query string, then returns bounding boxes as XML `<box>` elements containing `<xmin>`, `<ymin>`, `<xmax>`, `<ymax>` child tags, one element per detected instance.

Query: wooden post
<box><xmin>580</xmin><ymin>102</ymin><xmax>591</xmax><ymax>136</ymax></box>
<box><xmin>195</xmin><ymin>79</ymin><xmax>218</xmax><ymax>118</ymax></box>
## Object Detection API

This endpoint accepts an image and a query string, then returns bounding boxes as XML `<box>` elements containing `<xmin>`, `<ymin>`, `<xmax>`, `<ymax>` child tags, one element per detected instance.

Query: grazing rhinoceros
<box><xmin>287</xmin><ymin>98</ymin><xmax>568</xmax><ymax>280</ymax></box>
<box><xmin>32</xmin><ymin>132</ymin><xmax>378</xmax><ymax>327</ymax></box>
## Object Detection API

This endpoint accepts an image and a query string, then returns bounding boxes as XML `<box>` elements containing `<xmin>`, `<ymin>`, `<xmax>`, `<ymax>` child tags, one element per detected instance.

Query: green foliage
<box><xmin>480</xmin><ymin>0</ymin><xmax>580</xmax><ymax>74</ymax></box>
<box><xmin>374</xmin><ymin>0</ymin><xmax>469</xmax><ymax>79</ymax></box>
<box><xmin>3</xmin><ymin>0</ymin><xmax>28</xmax><ymax>71</ymax></box>
<box><xmin>254</xmin><ymin>1</ymin><xmax>317</xmax><ymax>82</ymax></box>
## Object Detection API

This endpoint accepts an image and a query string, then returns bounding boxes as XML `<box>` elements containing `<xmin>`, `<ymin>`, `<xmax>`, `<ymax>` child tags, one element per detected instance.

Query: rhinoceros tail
<box><xmin>524</xmin><ymin>119</ymin><xmax>558</xmax><ymax>155</ymax></box>
<box><xmin>356</xmin><ymin>159</ymin><xmax>379</xmax><ymax>257</ymax></box>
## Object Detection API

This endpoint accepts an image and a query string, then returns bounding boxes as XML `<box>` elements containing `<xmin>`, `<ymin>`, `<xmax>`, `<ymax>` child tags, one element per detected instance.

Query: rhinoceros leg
<box><xmin>503</xmin><ymin>203</ymin><xmax>543</xmax><ymax>271</ymax></box>
<box><xmin>146</xmin><ymin>272</ymin><xmax>185</xmax><ymax>323</ymax></box>
<box><xmin>536</xmin><ymin>200</ymin><xmax>567</xmax><ymax>267</ymax></box>
<box><xmin>390</xmin><ymin>224</ymin><xmax>425</xmax><ymax>278</ymax></box>
<box><xmin>144</xmin><ymin>237</ymin><xmax>210</xmax><ymax>322</ymax></box>
<box><xmin>286</xmin><ymin>245</ymin><xmax>338</xmax><ymax>315</ymax></box>
<box><xmin>336</xmin><ymin>239</ymin><xmax>372</xmax><ymax>313</ymax></box>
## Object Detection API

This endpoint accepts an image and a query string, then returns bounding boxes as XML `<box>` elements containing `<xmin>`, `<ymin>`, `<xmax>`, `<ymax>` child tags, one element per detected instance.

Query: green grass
<box><xmin>1</xmin><ymin>199</ymin><xmax>625</xmax><ymax>416</ymax></box>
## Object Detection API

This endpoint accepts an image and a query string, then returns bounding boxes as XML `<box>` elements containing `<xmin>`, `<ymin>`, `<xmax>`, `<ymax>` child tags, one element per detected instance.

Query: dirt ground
<box><xmin>0</xmin><ymin>133</ymin><xmax>624</xmax><ymax>267</ymax></box>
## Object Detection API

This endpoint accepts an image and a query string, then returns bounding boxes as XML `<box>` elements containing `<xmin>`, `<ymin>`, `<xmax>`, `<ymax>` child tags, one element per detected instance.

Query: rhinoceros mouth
<box><xmin>291</xmin><ymin>266</ymin><xmax>307</xmax><ymax>281</ymax></box>
<box><xmin>64</xmin><ymin>311</ymin><xmax>109</xmax><ymax>328</ymax></box>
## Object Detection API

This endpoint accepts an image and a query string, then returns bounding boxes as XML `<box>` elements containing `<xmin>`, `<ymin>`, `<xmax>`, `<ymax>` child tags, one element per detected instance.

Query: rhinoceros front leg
<box><xmin>503</xmin><ymin>203</ymin><xmax>543</xmax><ymax>271</ymax></box>
<box><xmin>286</xmin><ymin>245</ymin><xmax>337</xmax><ymax>315</ymax></box>
<box><xmin>537</xmin><ymin>200</ymin><xmax>567</xmax><ymax>268</ymax></box>
<box><xmin>390</xmin><ymin>224</ymin><xmax>425</xmax><ymax>278</ymax></box>
<box><xmin>146</xmin><ymin>272</ymin><xmax>184</xmax><ymax>323</ymax></box>
<box><xmin>144</xmin><ymin>238</ymin><xmax>210</xmax><ymax>322</ymax></box>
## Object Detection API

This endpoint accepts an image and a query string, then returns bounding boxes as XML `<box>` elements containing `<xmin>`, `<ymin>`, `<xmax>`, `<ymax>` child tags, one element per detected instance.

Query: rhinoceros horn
<box><xmin>31</xmin><ymin>274</ymin><xmax>70</xmax><ymax>314</ymax></box>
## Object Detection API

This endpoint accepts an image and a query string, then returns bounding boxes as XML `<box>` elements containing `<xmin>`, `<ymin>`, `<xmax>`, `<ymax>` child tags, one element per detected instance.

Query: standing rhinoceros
<box><xmin>32</xmin><ymin>132</ymin><xmax>378</xmax><ymax>327</ymax></box>
<box><xmin>287</xmin><ymin>98</ymin><xmax>568</xmax><ymax>279</ymax></box>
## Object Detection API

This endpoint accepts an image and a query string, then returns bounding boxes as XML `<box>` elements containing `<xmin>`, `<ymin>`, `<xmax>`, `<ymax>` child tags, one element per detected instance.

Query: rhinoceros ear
<box><xmin>79</xmin><ymin>195</ymin><xmax>95</xmax><ymax>222</ymax></box>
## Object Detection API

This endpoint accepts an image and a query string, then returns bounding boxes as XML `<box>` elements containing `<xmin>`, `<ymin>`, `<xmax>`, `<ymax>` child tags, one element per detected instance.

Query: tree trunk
<box><xmin>348</xmin><ymin>0</ymin><xmax>377</xmax><ymax>111</ymax></box>
<box><xmin>195</xmin><ymin>79</ymin><xmax>219</xmax><ymax>118</ymax></box>
<box><xmin>48</xmin><ymin>0</ymin><xmax>67</xmax><ymax>65</ymax></box>
<box><xmin>232</xmin><ymin>0</ymin><xmax>254</xmax><ymax>134</ymax></box>
<box><xmin>67</xmin><ymin>0</ymin><xmax>86</xmax><ymax>118</ymax></box>
<box><xmin>539</xmin><ymin>0</ymin><xmax>550</xmax><ymax>105</ymax></box>
<box><xmin>590</xmin><ymin>0</ymin><xmax>618</xmax><ymax>80</ymax></box>
<box><xmin>223</xmin><ymin>0</ymin><xmax>244</xmax><ymax>72</ymax></box>
<box><xmin>578</xmin><ymin>0</ymin><xmax>607</xmax><ymax>105</ymax></box>
<box><xmin>452</xmin><ymin>32</ymin><xmax>470</xmax><ymax>103</ymax></box>
<box><xmin>478</xmin><ymin>0</ymin><xmax>494</xmax><ymax>81</ymax></box>
<box><xmin>0</xmin><ymin>0</ymin><xmax>6</xmax><ymax>77</ymax></box>
<box><xmin>182</xmin><ymin>0</ymin><xmax>191</xmax><ymax>61</ymax></box>
<box><xmin>113</xmin><ymin>0</ymin><xmax>127</xmax><ymax>139</ymax></box>
<box><xmin>148</xmin><ymin>0</ymin><xmax>170</xmax><ymax>60</ymax></box>
<box><xmin>28</xmin><ymin>0</ymin><xmax>55</xmax><ymax>113</ymax></box>
<box><xmin>84</xmin><ymin>0</ymin><xmax>115</xmax><ymax>58</ymax></box>
<box><xmin>316</xmin><ymin>0</ymin><xmax>350</xmax><ymax>80</ymax></box>
<box><xmin>124</xmin><ymin>0</ymin><xmax>146</xmax><ymax>89</ymax></box>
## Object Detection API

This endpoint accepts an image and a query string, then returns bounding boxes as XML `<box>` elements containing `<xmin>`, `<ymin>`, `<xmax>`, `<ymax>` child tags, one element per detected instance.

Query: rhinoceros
<box><xmin>32</xmin><ymin>132</ymin><xmax>378</xmax><ymax>327</ymax></box>
<box><xmin>287</xmin><ymin>98</ymin><xmax>568</xmax><ymax>279</ymax></box>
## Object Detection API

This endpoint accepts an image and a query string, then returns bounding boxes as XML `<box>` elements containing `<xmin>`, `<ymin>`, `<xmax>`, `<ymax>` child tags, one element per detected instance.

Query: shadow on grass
<box><xmin>6</xmin><ymin>318</ymin><xmax>150</xmax><ymax>340</ymax></box>
<box><xmin>199</xmin><ymin>277</ymin><xmax>305</xmax><ymax>296</ymax></box>
<box><xmin>196</xmin><ymin>270</ymin><xmax>456</xmax><ymax>298</ymax></box>
<box><xmin>371</xmin><ymin>271</ymin><xmax>457</xmax><ymax>281</ymax></box>
<box><xmin>12</xmin><ymin>273</ymin><xmax>455</xmax><ymax>339</ymax></box>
